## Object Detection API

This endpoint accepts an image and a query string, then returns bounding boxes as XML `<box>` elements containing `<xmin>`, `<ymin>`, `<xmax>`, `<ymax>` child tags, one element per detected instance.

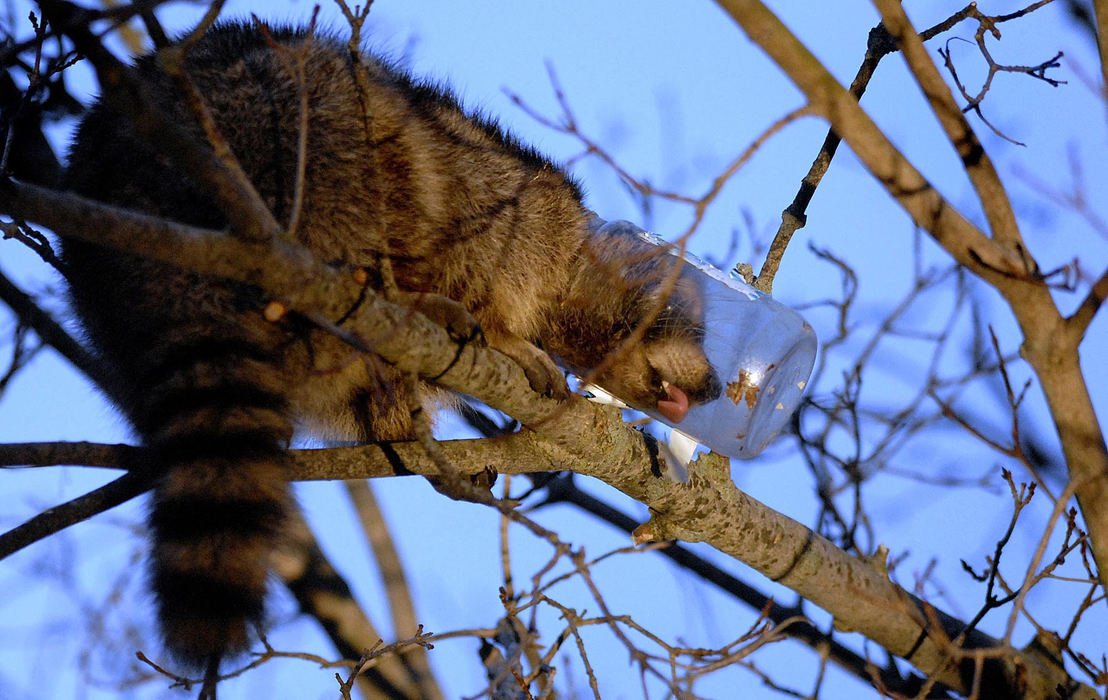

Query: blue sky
<box><xmin>1</xmin><ymin>0</ymin><xmax>1105</xmax><ymax>698</ymax></box>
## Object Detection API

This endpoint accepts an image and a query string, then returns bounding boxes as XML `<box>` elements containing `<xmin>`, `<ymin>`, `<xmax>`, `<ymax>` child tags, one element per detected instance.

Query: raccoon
<box><xmin>61</xmin><ymin>21</ymin><xmax>721</xmax><ymax>678</ymax></box>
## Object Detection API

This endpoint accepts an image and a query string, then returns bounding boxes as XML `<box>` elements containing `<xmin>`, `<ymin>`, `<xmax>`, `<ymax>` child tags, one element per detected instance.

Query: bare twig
<box><xmin>927</xmin><ymin>2</ymin><xmax>1065</xmax><ymax>144</ymax></box>
<box><xmin>959</xmin><ymin>472</ymin><xmax>1035</xmax><ymax>632</ymax></box>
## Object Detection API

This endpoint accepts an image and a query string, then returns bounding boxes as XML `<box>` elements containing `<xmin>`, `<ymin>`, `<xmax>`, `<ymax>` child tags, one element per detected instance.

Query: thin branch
<box><xmin>1066</xmin><ymin>266</ymin><xmax>1108</xmax><ymax>342</ymax></box>
<box><xmin>958</xmin><ymin>471</ymin><xmax>1035</xmax><ymax>635</ymax></box>
<box><xmin>0</xmin><ymin>268</ymin><xmax>119</xmax><ymax>398</ymax></box>
<box><xmin>0</xmin><ymin>323</ymin><xmax>40</xmax><ymax>394</ymax></box>
<box><xmin>1005</xmin><ymin>478</ymin><xmax>1084</xmax><ymax>642</ymax></box>
<box><xmin>0</xmin><ymin>14</ymin><xmax>71</xmax><ymax>188</ymax></box>
<box><xmin>928</xmin><ymin>2</ymin><xmax>1066</xmax><ymax>144</ymax></box>
<box><xmin>1</xmin><ymin>218</ymin><xmax>62</xmax><ymax>270</ymax></box>
<box><xmin>509</xmin><ymin>65</ymin><xmax>809</xmax><ymax>274</ymax></box>
<box><xmin>0</xmin><ymin>470</ymin><xmax>148</xmax><ymax>559</ymax></box>
<box><xmin>254</xmin><ymin>13</ymin><xmax>317</xmax><ymax>238</ymax></box>
<box><xmin>757</xmin><ymin>23</ymin><xmax>897</xmax><ymax>293</ymax></box>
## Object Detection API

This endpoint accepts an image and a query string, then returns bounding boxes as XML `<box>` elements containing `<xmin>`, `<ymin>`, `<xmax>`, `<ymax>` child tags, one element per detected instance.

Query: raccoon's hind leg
<box><xmin>134</xmin><ymin>326</ymin><xmax>295</xmax><ymax>675</ymax></box>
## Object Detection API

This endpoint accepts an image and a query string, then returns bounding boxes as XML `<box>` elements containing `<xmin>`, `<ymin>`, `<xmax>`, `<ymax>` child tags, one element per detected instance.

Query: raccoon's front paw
<box><xmin>487</xmin><ymin>333</ymin><xmax>569</xmax><ymax>400</ymax></box>
<box><xmin>405</xmin><ymin>292</ymin><xmax>486</xmax><ymax>347</ymax></box>
<box><xmin>518</xmin><ymin>346</ymin><xmax>570</xmax><ymax>400</ymax></box>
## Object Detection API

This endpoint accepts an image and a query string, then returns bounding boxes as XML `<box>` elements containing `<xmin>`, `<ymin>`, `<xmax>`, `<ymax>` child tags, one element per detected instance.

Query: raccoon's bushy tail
<box><xmin>135</xmin><ymin>331</ymin><xmax>293</xmax><ymax>670</ymax></box>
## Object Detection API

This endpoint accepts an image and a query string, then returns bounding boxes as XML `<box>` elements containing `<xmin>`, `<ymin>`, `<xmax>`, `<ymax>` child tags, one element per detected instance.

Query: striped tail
<box><xmin>133</xmin><ymin>333</ymin><xmax>294</xmax><ymax>671</ymax></box>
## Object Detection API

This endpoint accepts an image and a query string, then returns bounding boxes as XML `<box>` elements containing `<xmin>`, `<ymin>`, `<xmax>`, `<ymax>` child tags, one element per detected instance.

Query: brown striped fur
<box><xmin>62</xmin><ymin>21</ymin><xmax>720</xmax><ymax>677</ymax></box>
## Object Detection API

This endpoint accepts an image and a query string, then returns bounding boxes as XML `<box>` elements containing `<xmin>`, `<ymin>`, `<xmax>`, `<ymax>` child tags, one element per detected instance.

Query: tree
<box><xmin>0</xmin><ymin>0</ymin><xmax>1104</xmax><ymax>698</ymax></box>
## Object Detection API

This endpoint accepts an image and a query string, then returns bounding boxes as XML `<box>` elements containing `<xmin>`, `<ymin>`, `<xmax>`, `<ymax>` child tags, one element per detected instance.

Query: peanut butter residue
<box><xmin>726</xmin><ymin>370</ymin><xmax>759</xmax><ymax>410</ymax></box>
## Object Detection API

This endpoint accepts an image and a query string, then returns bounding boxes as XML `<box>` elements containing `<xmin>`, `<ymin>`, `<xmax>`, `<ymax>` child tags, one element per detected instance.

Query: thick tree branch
<box><xmin>0</xmin><ymin>178</ymin><xmax>597</xmax><ymax>438</ymax></box>
<box><xmin>713</xmin><ymin>0</ymin><xmax>1108</xmax><ymax>609</ymax></box>
<box><xmin>874</xmin><ymin>0</ymin><xmax>1108</xmax><ymax>608</ymax></box>
<box><xmin>873</xmin><ymin>0</ymin><xmax>1024</xmax><ymax>249</ymax></box>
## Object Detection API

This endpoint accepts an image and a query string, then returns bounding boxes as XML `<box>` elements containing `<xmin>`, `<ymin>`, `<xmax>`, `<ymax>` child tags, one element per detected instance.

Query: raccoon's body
<box><xmin>62</xmin><ymin>22</ymin><xmax>720</xmax><ymax>674</ymax></box>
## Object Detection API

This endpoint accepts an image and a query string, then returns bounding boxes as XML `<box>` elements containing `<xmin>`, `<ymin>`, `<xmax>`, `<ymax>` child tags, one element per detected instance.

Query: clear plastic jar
<box><xmin>591</xmin><ymin>220</ymin><xmax>817</xmax><ymax>459</ymax></box>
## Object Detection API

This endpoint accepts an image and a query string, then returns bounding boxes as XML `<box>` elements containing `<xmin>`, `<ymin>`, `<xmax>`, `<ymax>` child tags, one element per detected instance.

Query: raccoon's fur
<box><xmin>62</xmin><ymin>21</ymin><xmax>720</xmax><ymax>674</ymax></box>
